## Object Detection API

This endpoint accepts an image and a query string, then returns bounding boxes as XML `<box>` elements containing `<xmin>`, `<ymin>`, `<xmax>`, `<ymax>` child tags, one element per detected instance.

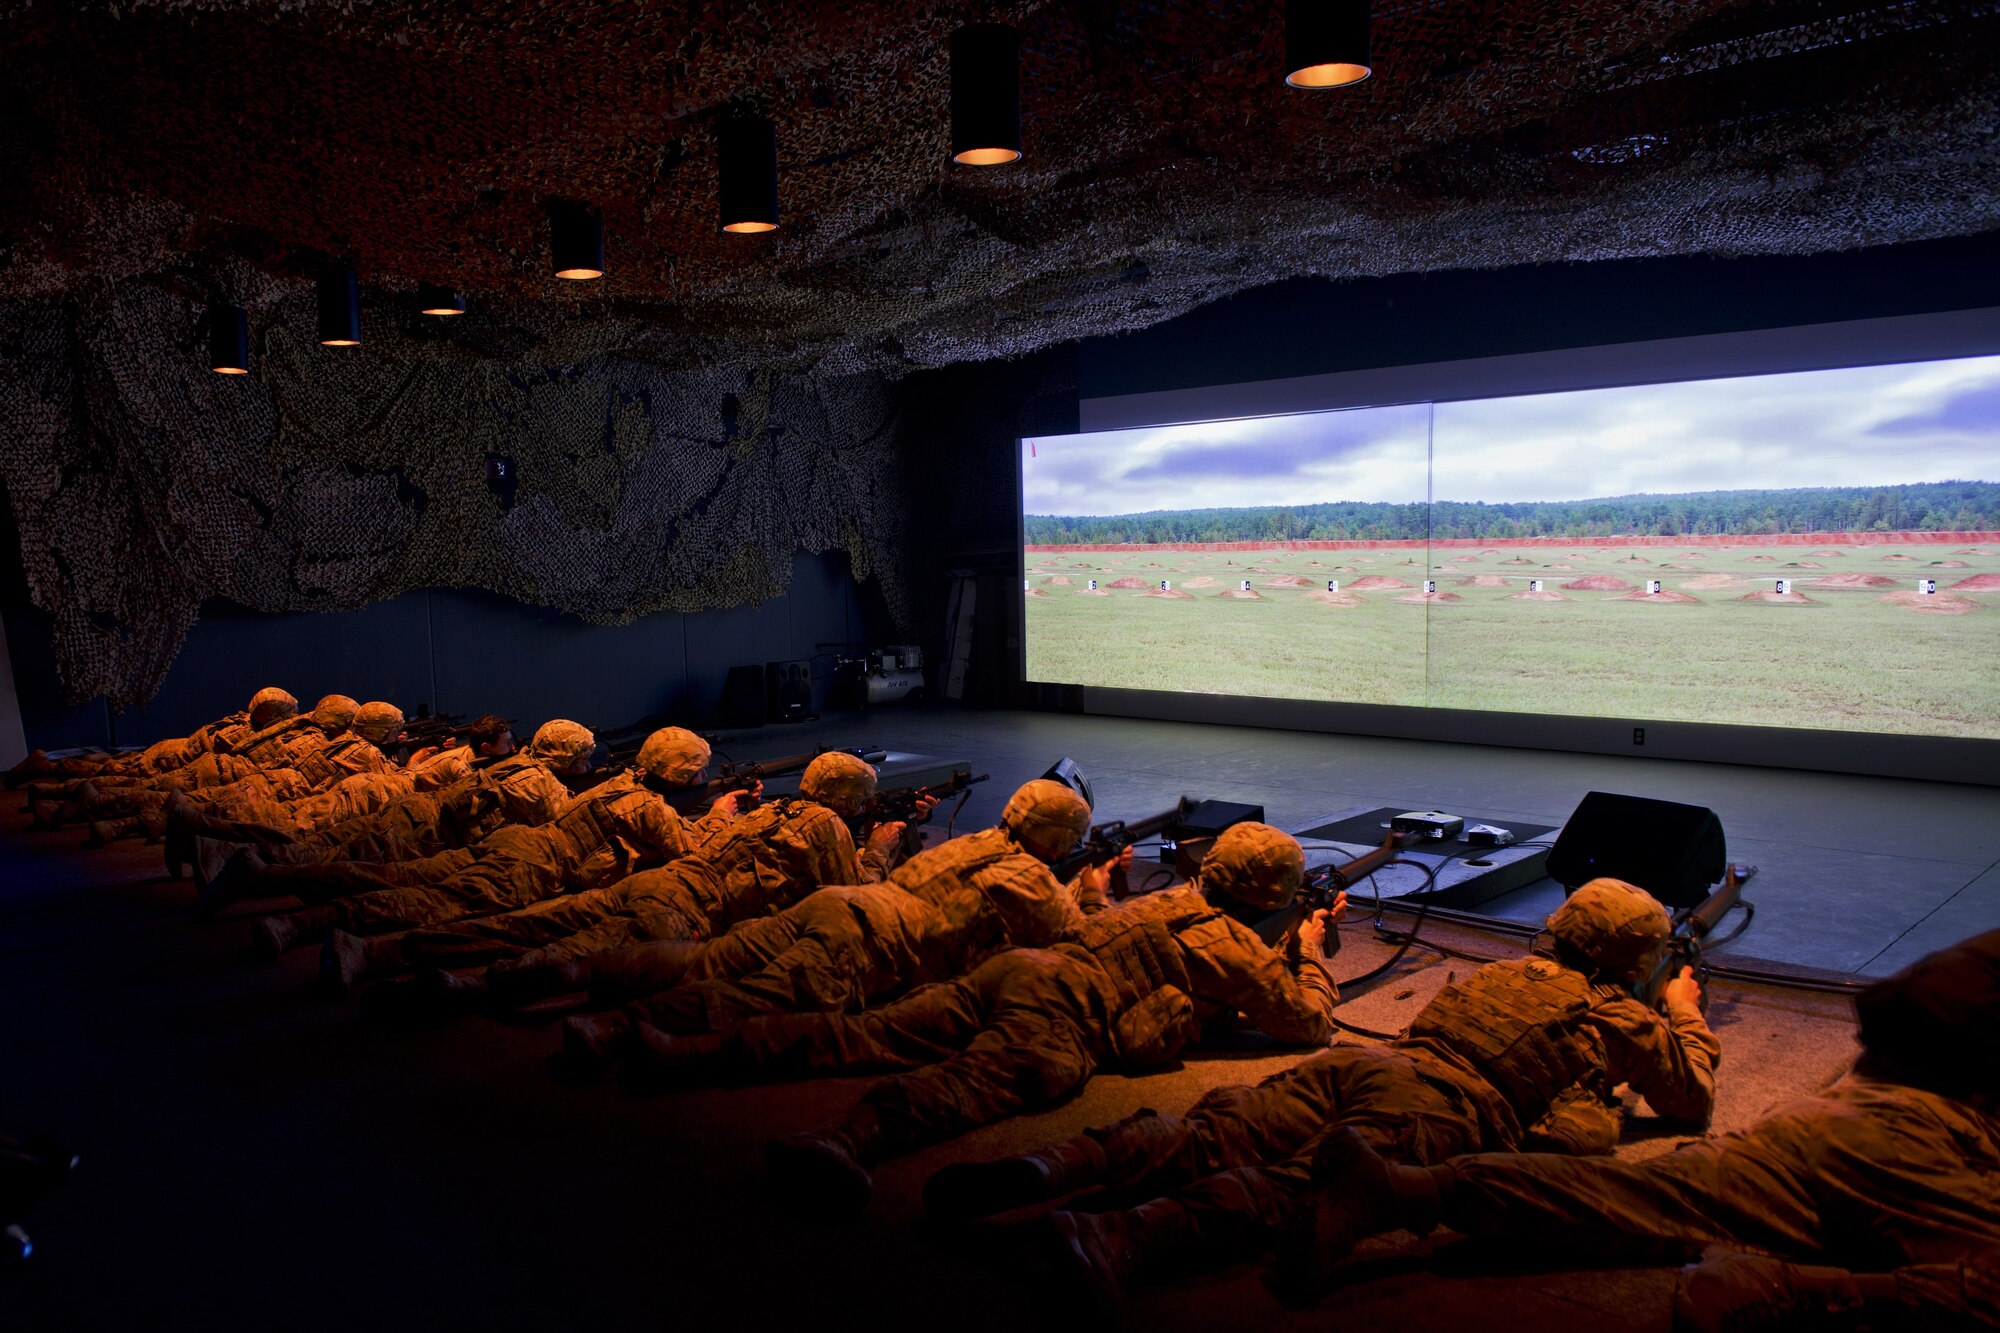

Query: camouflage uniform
<box><xmin>581</xmin><ymin>803</ymin><xmax>1094</xmax><ymax>1038</ymax></box>
<box><xmin>948</xmin><ymin>878</ymin><xmax>1719</xmax><ymax>1299</ymax></box>
<box><xmin>1310</xmin><ymin>928</ymin><xmax>2000</xmax><ymax>1329</ymax></box>
<box><xmin>389</xmin><ymin>753</ymin><xmax>891</xmax><ymax>974</ymax></box>
<box><xmin>164</xmin><ymin>704</ymin><xmax>402</xmax><ymax>828</ymax></box>
<box><xmin>13</xmin><ymin>687</ymin><xmax>292</xmax><ymax>787</ymax></box>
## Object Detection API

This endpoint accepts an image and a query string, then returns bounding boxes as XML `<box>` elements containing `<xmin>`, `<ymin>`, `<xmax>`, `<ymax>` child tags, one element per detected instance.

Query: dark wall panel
<box><xmin>11</xmin><ymin>550</ymin><xmax>874</xmax><ymax>750</ymax></box>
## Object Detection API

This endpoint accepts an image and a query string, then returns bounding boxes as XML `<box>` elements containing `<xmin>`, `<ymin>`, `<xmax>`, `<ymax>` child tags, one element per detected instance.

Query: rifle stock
<box><xmin>1255</xmin><ymin>831</ymin><xmax>1421</xmax><ymax>948</ymax></box>
<box><xmin>1637</xmin><ymin>864</ymin><xmax>1753</xmax><ymax>1010</ymax></box>
<box><xmin>856</xmin><ymin>771</ymin><xmax>989</xmax><ymax>856</ymax></box>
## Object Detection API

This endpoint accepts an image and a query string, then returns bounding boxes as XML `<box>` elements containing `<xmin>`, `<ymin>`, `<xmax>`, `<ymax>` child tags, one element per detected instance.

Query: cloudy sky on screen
<box><xmin>1021</xmin><ymin>355</ymin><xmax>2000</xmax><ymax>516</ymax></box>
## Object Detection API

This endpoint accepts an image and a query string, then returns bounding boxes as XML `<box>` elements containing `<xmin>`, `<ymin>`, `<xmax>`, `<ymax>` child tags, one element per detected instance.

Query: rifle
<box><xmin>1253</xmin><ymin>830</ymin><xmax>1422</xmax><ymax>951</ymax></box>
<box><xmin>662</xmin><ymin>745</ymin><xmax>891</xmax><ymax>815</ymax></box>
<box><xmin>396</xmin><ymin>712</ymin><xmax>469</xmax><ymax>760</ymax></box>
<box><xmin>1636</xmin><ymin>864</ymin><xmax>1755</xmax><ymax>1011</ymax></box>
<box><xmin>855</xmin><ymin>771</ymin><xmax>989</xmax><ymax>856</ymax></box>
<box><xmin>1050</xmin><ymin>797</ymin><xmax>1201</xmax><ymax>893</ymax></box>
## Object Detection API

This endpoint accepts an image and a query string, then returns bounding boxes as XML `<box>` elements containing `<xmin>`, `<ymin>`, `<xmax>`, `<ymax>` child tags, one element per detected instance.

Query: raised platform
<box><xmin>1295</xmin><ymin>804</ymin><xmax>1558</xmax><ymax>909</ymax></box>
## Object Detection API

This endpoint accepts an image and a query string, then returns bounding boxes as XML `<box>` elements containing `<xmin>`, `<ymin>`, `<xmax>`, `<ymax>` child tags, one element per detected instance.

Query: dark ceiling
<box><xmin>3</xmin><ymin>0</ymin><xmax>1997</xmax><ymax>377</ymax></box>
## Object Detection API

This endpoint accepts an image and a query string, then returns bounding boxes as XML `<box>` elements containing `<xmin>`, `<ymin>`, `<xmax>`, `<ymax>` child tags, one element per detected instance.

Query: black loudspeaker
<box><xmin>1546</xmin><ymin>791</ymin><xmax>1726</xmax><ymax>910</ymax></box>
<box><xmin>766</xmin><ymin>660</ymin><xmax>813</xmax><ymax>723</ymax></box>
<box><xmin>718</xmin><ymin>665</ymin><xmax>766</xmax><ymax>728</ymax></box>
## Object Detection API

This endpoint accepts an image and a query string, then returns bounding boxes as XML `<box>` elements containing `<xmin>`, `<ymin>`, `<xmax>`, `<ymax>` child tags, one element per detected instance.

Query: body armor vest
<box><xmin>292</xmin><ymin>737</ymin><xmax>369</xmax><ymax>790</ymax></box>
<box><xmin>1406</xmin><ymin>956</ymin><xmax>1605</xmax><ymax>1127</ymax></box>
<box><xmin>1076</xmin><ymin>905</ymin><xmax>1195</xmax><ymax>1004</ymax></box>
<box><xmin>889</xmin><ymin>827</ymin><xmax>1028</xmax><ymax>907</ymax></box>
<box><xmin>553</xmin><ymin>786</ymin><xmax>623</xmax><ymax>861</ymax></box>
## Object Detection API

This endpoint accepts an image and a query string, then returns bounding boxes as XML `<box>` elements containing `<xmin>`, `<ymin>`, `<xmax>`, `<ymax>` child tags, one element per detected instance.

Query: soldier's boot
<box><xmin>28</xmin><ymin>799</ymin><xmax>63</xmax><ymax>829</ymax></box>
<box><xmin>321</xmin><ymin>929</ymin><xmax>407</xmax><ymax>994</ymax></box>
<box><xmin>131</xmin><ymin>793</ymin><xmax>171</xmax><ymax>842</ymax></box>
<box><xmin>1040</xmin><ymin>1198</ymin><xmax>1197</xmax><ymax>1317</ymax></box>
<box><xmin>764</xmin><ymin>1104</ymin><xmax>884</xmax><ymax>1219</ymax></box>
<box><xmin>619</xmin><ymin>1027</ymin><xmax>743</xmax><ymax>1095</ymax></box>
<box><xmin>1672</xmin><ymin>1250</ymin><xmax>1894</xmax><ymax>1333</ymax></box>
<box><xmin>486</xmin><ymin>956</ymin><xmax>588</xmax><ymax>1008</ymax></box>
<box><xmin>924</xmin><ymin>1134</ymin><xmax>1110</xmax><ymax>1220</ymax></box>
<box><xmin>161</xmin><ymin>792</ymin><xmax>206</xmax><ymax>879</ymax></box>
<box><xmin>547</xmin><ymin>1011</ymin><xmax>634</xmax><ymax>1085</ymax></box>
<box><xmin>252</xmin><ymin>905</ymin><xmax>340</xmax><ymax>959</ymax></box>
<box><xmin>82</xmin><ymin>817</ymin><xmax>144</xmax><ymax>849</ymax></box>
<box><xmin>357</xmin><ymin>969</ymin><xmax>488</xmax><ymax>1028</ymax></box>
<box><xmin>199</xmin><ymin>847</ymin><xmax>271</xmax><ymax>918</ymax></box>
<box><xmin>1272</xmin><ymin>1127</ymin><xmax>1443</xmax><ymax>1304</ymax></box>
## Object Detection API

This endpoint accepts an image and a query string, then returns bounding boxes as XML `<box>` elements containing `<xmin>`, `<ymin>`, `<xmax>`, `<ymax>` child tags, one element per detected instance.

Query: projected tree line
<box><xmin>1024</xmin><ymin>481</ymin><xmax>2000</xmax><ymax>545</ymax></box>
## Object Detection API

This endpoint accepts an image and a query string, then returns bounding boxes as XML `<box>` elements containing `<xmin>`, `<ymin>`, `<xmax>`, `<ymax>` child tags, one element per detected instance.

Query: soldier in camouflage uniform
<box><xmin>11</xmin><ymin>686</ymin><xmax>297</xmax><ymax>792</ymax></box>
<box><xmin>90</xmin><ymin>702</ymin><xmax>407</xmax><ymax>848</ymax></box>
<box><xmin>351</xmin><ymin>750</ymin><xmax>907</xmax><ymax>1018</ymax></box>
<box><xmin>193</xmin><ymin>718</ymin><xmax>581</xmax><ymax>901</ymax></box>
<box><xmin>168</xmin><ymin>714</ymin><xmax>513</xmax><ymax>860</ymax></box>
<box><xmin>1282</xmin><ymin>927</ymin><xmax>2000</xmax><ymax>1331</ymax></box>
<box><xmin>48</xmin><ymin>694</ymin><xmax>357</xmax><ymax>832</ymax></box>
<box><xmin>546</xmin><ymin>778</ymin><xmax>1108</xmax><ymax>1071</ymax></box>
<box><xmin>936</xmin><ymin>877</ymin><xmax>1719</xmax><ymax>1312</ymax></box>
<box><xmin>615</xmin><ymin>823</ymin><xmax>1344</xmax><ymax>1216</ymax></box>
<box><xmin>245</xmin><ymin>727</ymin><xmax>744</xmax><ymax>978</ymax></box>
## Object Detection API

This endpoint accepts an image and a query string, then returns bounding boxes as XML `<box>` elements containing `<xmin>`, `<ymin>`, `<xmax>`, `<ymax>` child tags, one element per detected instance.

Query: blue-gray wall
<box><xmin>5</xmin><ymin>550</ymin><xmax>874</xmax><ymax>750</ymax></box>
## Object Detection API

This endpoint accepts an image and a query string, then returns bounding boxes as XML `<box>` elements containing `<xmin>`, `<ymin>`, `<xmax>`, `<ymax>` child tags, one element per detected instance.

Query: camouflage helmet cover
<box><xmin>801</xmin><ymin>751</ymin><xmax>877</xmax><ymax>815</ymax></box>
<box><xmin>636</xmin><ymin>727</ymin><xmax>709</xmax><ymax>784</ymax></box>
<box><xmin>529</xmin><ymin>719</ymin><xmax>597</xmax><ymax>766</ymax></box>
<box><xmin>1547</xmin><ymin>878</ymin><xmax>1672</xmax><ymax>974</ymax></box>
<box><xmin>310</xmin><ymin>694</ymin><xmax>360</xmax><ymax>732</ymax></box>
<box><xmin>1001</xmin><ymin>778</ymin><xmax>1092</xmax><ymax>862</ymax></box>
<box><xmin>246</xmin><ymin>686</ymin><xmax>299</xmax><ymax>729</ymax></box>
<box><xmin>351</xmin><ymin>701</ymin><xmax>406</xmax><ymax>745</ymax></box>
<box><xmin>1197</xmin><ymin>822</ymin><xmax>1307</xmax><ymax>911</ymax></box>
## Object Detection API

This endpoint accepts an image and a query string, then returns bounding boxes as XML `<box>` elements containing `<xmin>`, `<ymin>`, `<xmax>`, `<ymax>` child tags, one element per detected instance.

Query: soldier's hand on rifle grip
<box><xmin>867</xmin><ymin>820</ymin><xmax>907</xmax><ymax>855</ymax></box>
<box><xmin>911</xmin><ymin>794</ymin><xmax>941</xmax><ymax>825</ymax></box>
<box><xmin>1663</xmin><ymin>965</ymin><xmax>1702</xmax><ymax>1010</ymax></box>
<box><xmin>1297</xmin><ymin>908</ymin><xmax>1334</xmax><ymax>960</ymax></box>
<box><xmin>712</xmin><ymin>786</ymin><xmax>758</xmax><ymax>818</ymax></box>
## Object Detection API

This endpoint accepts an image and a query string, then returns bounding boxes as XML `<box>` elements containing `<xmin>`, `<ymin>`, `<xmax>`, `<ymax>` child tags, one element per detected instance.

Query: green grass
<box><xmin>1023</xmin><ymin>543</ymin><xmax>2000</xmax><ymax>738</ymax></box>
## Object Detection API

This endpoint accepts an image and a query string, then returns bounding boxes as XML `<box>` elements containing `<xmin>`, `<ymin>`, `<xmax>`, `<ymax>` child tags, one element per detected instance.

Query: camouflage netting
<box><xmin>0</xmin><ymin>1</ymin><xmax>1996</xmax><ymax>704</ymax></box>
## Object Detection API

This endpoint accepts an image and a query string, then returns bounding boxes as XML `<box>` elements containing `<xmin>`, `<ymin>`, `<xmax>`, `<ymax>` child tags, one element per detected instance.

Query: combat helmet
<box><xmin>1001</xmin><ymin>779</ymin><xmax>1092</xmax><ymax>863</ymax></box>
<box><xmin>635</xmin><ymin>728</ymin><xmax>710</xmax><ymax>785</ymax></box>
<box><xmin>310</xmin><ymin>694</ymin><xmax>361</xmax><ymax>735</ymax></box>
<box><xmin>801</xmin><ymin>751</ymin><xmax>877</xmax><ymax>816</ymax></box>
<box><xmin>529</xmin><ymin>719</ymin><xmax>597</xmax><ymax>768</ymax></box>
<box><xmin>1196</xmin><ymin>822</ymin><xmax>1306</xmax><ymax>911</ymax></box>
<box><xmin>351</xmin><ymin>702</ymin><xmax>406</xmax><ymax>746</ymax></box>
<box><xmin>1546</xmin><ymin>877</ymin><xmax>1671</xmax><ymax>979</ymax></box>
<box><xmin>247</xmin><ymin>687</ymin><xmax>299</xmax><ymax>730</ymax></box>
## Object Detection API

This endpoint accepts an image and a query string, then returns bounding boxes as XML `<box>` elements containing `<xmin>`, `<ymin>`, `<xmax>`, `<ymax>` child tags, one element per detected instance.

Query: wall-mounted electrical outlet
<box><xmin>1632</xmin><ymin>727</ymin><xmax>1646</xmax><ymax>746</ymax></box>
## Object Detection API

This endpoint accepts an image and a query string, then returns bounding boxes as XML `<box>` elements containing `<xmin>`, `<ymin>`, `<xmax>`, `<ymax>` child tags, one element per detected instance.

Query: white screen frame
<box><xmin>1025</xmin><ymin>306</ymin><xmax>2000</xmax><ymax>786</ymax></box>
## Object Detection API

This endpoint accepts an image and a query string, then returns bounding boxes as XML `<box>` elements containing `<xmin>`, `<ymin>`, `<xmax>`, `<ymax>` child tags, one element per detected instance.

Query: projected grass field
<box><xmin>1022</xmin><ymin>539</ymin><xmax>2000</xmax><ymax>737</ymax></box>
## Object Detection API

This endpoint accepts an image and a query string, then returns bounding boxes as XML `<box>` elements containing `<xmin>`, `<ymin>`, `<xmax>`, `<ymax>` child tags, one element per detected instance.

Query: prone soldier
<box><xmin>237</xmin><ymin>726</ymin><xmax>744</xmax><ymax>974</ymax></box>
<box><xmin>612</xmin><ymin>822</ymin><xmax>1347</xmax><ymax>1216</ymax></box>
<box><xmin>544</xmin><ymin>777</ymin><xmax>1112</xmax><ymax>1074</ymax></box>
<box><xmin>348</xmin><ymin>750</ymin><xmax>907</xmax><ymax>1011</ymax></box>
<box><xmin>12</xmin><ymin>686</ymin><xmax>297</xmax><ymax>793</ymax></box>
<box><xmin>1281</xmin><ymin>927</ymin><xmax>2000</xmax><ymax>1330</ymax></box>
<box><xmin>936</xmin><ymin>877</ymin><xmax>1720</xmax><ymax>1312</ymax></box>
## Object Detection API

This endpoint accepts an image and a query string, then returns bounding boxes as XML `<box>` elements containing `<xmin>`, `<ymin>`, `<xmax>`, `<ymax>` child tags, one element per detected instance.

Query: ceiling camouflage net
<box><xmin>0</xmin><ymin>0</ymin><xmax>1996</xmax><ymax>706</ymax></box>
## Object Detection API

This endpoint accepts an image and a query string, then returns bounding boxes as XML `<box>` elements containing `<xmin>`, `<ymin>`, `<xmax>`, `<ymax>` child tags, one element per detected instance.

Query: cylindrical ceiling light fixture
<box><xmin>950</xmin><ymin>23</ymin><xmax>1021</xmax><ymax>165</ymax></box>
<box><xmin>208</xmin><ymin>301</ymin><xmax>249</xmax><ymax>375</ymax></box>
<box><xmin>1285</xmin><ymin>0</ymin><xmax>1372</xmax><ymax>89</ymax></box>
<box><xmin>549</xmin><ymin>199</ymin><xmax>604</xmax><ymax>280</ymax></box>
<box><xmin>316</xmin><ymin>264</ymin><xmax>361</xmax><ymax>346</ymax></box>
<box><xmin>416</xmin><ymin>283</ymin><xmax>466</xmax><ymax>316</ymax></box>
<box><xmin>717</xmin><ymin>116</ymin><xmax>779</xmax><ymax>234</ymax></box>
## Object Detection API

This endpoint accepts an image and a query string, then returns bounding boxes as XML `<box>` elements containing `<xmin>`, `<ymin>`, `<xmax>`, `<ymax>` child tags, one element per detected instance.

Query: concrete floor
<box><xmin>2</xmin><ymin>702</ymin><xmax>1988</xmax><ymax>1330</ymax></box>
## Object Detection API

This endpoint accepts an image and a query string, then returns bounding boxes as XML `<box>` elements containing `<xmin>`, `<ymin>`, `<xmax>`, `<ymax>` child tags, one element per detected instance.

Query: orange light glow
<box><xmin>722</xmin><ymin>220</ymin><xmax>778</xmax><ymax>234</ymax></box>
<box><xmin>553</xmin><ymin>268</ymin><xmax>603</xmax><ymax>280</ymax></box>
<box><xmin>1286</xmin><ymin>61</ymin><xmax>1371</xmax><ymax>88</ymax></box>
<box><xmin>212</xmin><ymin>365</ymin><xmax>249</xmax><ymax>374</ymax></box>
<box><xmin>420</xmin><ymin>306</ymin><xmax>465</xmax><ymax>315</ymax></box>
<box><xmin>953</xmin><ymin>146</ymin><xmax>1022</xmax><ymax>166</ymax></box>
<box><xmin>319</xmin><ymin>338</ymin><xmax>360</xmax><ymax>346</ymax></box>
